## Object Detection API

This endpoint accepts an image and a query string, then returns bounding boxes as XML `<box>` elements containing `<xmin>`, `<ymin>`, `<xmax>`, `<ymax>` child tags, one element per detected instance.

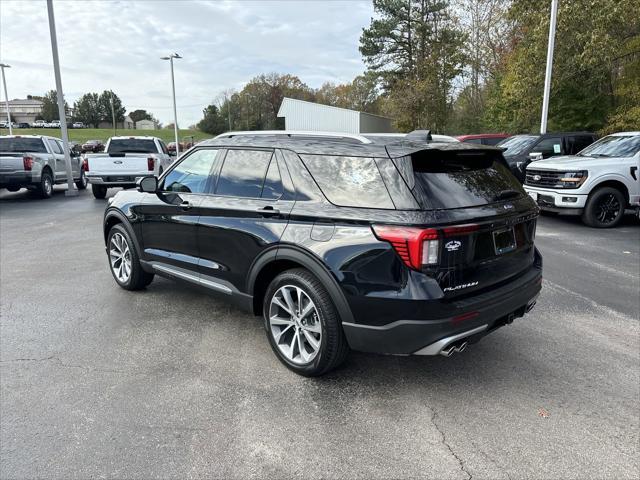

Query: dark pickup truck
<box><xmin>497</xmin><ymin>132</ymin><xmax>597</xmax><ymax>182</ymax></box>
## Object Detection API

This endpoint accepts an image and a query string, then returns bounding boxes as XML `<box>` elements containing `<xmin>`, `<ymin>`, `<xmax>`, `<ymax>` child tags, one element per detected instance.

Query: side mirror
<box><xmin>529</xmin><ymin>152</ymin><xmax>543</xmax><ymax>161</ymax></box>
<box><xmin>169</xmin><ymin>151</ymin><xmax>177</xmax><ymax>157</ymax></box>
<box><xmin>137</xmin><ymin>175</ymin><xmax>158</xmax><ymax>193</ymax></box>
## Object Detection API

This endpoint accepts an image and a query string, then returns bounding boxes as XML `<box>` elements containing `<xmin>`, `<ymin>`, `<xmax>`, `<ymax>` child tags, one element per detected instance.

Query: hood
<box><xmin>527</xmin><ymin>155</ymin><xmax>621</xmax><ymax>171</ymax></box>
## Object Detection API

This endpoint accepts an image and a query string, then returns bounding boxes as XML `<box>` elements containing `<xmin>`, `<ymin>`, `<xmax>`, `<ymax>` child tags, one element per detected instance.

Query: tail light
<box><xmin>82</xmin><ymin>157</ymin><xmax>89</xmax><ymax>172</ymax></box>
<box><xmin>372</xmin><ymin>223</ymin><xmax>479</xmax><ymax>270</ymax></box>
<box><xmin>23</xmin><ymin>156</ymin><xmax>34</xmax><ymax>171</ymax></box>
<box><xmin>372</xmin><ymin>226</ymin><xmax>439</xmax><ymax>270</ymax></box>
<box><xmin>147</xmin><ymin>156</ymin><xmax>155</xmax><ymax>172</ymax></box>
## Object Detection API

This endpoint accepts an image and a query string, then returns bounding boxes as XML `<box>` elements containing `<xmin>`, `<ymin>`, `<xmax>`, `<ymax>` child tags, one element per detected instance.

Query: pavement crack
<box><xmin>0</xmin><ymin>355</ymin><xmax>130</xmax><ymax>374</ymax></box>
<box><xmin>430</xmin><ymin>406</ymin><xmax>472</xmax><ymax>480</ymax></box>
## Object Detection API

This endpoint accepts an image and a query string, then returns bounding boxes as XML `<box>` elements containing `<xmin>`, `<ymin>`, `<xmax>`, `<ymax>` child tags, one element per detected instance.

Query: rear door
<box><xmin>391</xmin><ymin>148</ymin><xmax>537</xmax><ymax>298</ymax></box>
<box><xmin>137</xmin><ymin>148</ymin><xmax>221</xmax><ymax>273</ymax></box>
<box><xmin>46</xmin><ymin>138</ymin><xmax>66</xmax><ymax>181</ymax></box>
<box><xmin>197</xmin><ymin>148</ymin><xmax>295</xmax><ymax>291</ymax></box>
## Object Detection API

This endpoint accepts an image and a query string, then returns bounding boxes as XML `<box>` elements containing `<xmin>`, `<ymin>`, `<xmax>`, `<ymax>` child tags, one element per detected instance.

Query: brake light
<box><xmin>82</xmin><ymin>158</ymin><xmax>89</xmax><ymax>172</ymax></box>
<box><xmin>147</xmin><ymin>156</ymin><xmax>154</xmax><ymax>171</ymax></box>
<box><xmin>372</xmin><ymin>225</ymin><xmax>439</xmax><ymax>270</ymax></box>
<box><xmin>23</xmin><ymin>156</ymin><xmax>34</xmax><ymax>171</ymax></box>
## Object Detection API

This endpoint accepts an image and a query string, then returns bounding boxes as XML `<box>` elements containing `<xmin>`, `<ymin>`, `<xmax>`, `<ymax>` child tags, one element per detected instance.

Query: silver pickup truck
<box><xmin>0</xmin><ymin>135</ymin><xmax>87</xmax><ymax>198</ymax></box>
<box><xmin>84</xmin><ymin>136</ymin><xmax>172</xmax><ymax>199</ymax></box>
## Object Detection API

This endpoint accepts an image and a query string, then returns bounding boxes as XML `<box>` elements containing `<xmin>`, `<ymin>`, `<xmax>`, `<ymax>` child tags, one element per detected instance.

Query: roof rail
<box><xmin>214</xmin><ymin>130</ymin><xmax>372</xmax><ymax>144</ymax></box>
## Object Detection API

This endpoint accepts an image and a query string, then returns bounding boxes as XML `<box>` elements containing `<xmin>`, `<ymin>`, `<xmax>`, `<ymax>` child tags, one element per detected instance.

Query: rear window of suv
<box><xmin>300</xmin><ymin>154</ymin><xmax>394</xmax><ymax>209</ymax></box>
<box><xmin>396</xmin><ymin>150</ymin><xmax>523</xmax><ymax>209</ymax></box>
<box><xmin>0</xmin><ymin>137</ymin><xmax>47</xmax><ymax>153</ymax></box>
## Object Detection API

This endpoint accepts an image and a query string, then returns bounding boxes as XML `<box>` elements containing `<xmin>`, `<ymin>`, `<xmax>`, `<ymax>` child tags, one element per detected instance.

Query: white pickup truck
<box><xmin>84</xmin><ymin>136</ymin><xmax>173</xmax><ymax>198</ymax></box>
<box><xmin>524</xmin><ymin>132</ymin><xmax>640</xmax><ymax>227</ymax></box>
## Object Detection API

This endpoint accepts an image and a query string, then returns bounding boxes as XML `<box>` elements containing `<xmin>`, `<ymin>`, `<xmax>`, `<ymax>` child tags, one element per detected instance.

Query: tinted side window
<box><xmin>465</xmin><ymin>138</ymin><xmax>483</xmax><ymax>144</ymax></box>
<box><xmin>534</xmin><ymin>137</ymin><xmax>562</xmax><ymax>155</ymax></box>
<box><xmin>163</xmin><ymin>149</ymin><xmax>218</xmax><ymax>193</ymax></box>
<box><xmin>159</xmin><ymin>141</ymin><xmax>168</xmax><ymax>155</ymax></box>
<box><xmin>484</xmin><ymin>137</ymin><xmax>504</xmax><ymax>146</ymax></box>
<box><xmin>261</xmin><ymin>158</ymin><xmax>283</xmax><ymax>199</ymax></box>
<box><xmin>216</xmin><ymin>149</ymin><xmax>273</xmax><ymax>198</ymax></box>
<box><xmin>300</xmin><ymin>155</ymin><xmax>394</xmax><ymax>209</ymax></box>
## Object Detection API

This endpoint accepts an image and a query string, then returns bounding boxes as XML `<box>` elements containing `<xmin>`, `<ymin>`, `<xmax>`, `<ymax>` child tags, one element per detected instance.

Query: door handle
<box><xmin>179</xmin><ymin>201</ymin><xmax>192</xmax><ymax>211</ymax></box>
<box><xmin>256</xmin><ymin>206</ymin><xmax>280</xmax><ymax>217</ymax></box>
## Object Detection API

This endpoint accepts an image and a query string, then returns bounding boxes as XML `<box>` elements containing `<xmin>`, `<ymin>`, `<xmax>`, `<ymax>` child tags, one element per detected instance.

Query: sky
<box><xmin>0</xmin><ymin>0</ymin><xmax>374</xmax><ymax>127</ymax></box>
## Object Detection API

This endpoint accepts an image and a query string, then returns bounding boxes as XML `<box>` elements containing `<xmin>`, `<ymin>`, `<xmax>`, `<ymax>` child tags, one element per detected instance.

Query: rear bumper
<box><xmin>342</xmin><ymin>250</ymin><xmax>543</xmax><ymax>355</ymax></box>
<box><xmin>87</xmin><ymin>175</ymin><xmax>140</xmax><ymax>187</ymax></box>
<box><xmin>0</xmin><ymin>172</ymin><xmax>36</xmax><ymax>188</ymax></box>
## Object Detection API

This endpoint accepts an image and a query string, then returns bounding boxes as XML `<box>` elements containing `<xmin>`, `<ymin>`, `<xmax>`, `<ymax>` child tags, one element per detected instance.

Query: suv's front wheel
<box><xmin>107</xmin><ymin>224</ymin><xmax>154</xmax><ymax>290</ymax></box>
<box><xmin>264</xmin><ymin>268</ymin><xmax>349</xmax><ymax>376</ymax></box>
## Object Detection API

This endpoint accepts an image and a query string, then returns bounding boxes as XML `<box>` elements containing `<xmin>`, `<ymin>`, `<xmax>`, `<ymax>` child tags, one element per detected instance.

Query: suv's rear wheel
<box><xmin>92</xmin><ymin>184</ymin><xmax>107</xmax><ymax>199</ymax></box>
<box><xmin>264</xmin><ymin>268</ymin><xmax>349</xmax><ymax>376</ymax></box>
<box><xmin>107</xmin><ymin>224</ymin><xmax>154</xmax><ymax>290</ymax></box>
<box><xmin>582</xmin><ymin>187</ymin><xmax>625</xmax><ymax>228</ymax></box>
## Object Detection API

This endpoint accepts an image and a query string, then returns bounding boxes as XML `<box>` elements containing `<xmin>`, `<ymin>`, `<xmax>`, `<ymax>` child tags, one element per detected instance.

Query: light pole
<box><xmin>0</xmin><ymin>63</ymin><xmax>12</xmax><ymax>135</ymax></box>
<box><xmin>46</xmin><ymin>0</ymin><xmax>77</xmax><ymax>196</ymax></box>
<box><xmin>161</xmin><ymin>53</ymin><xmax>181</xmax><ymax>157</ymax></box>
<box><xmin>540</xmin><ymin>0</ymin><xmax>558</xmax><ymax>134</ymax></box>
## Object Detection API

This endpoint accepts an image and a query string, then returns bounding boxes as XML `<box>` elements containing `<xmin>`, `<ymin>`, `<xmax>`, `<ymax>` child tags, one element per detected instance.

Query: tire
<box><xmin>6</xmin><ymin>186</ymin><xmax>20</xmax><ymax>192</ymax></box>
<box><xmin>263</xmin><ymin>268</ymin><xmax>349</xmax><ymax>376</ymax></box>
<box><xmin>75</xmin><ymin>169</ymin><xmax>88</xmax><ymax>190</ymax></box>
<box><xmin>582</xmin><ymin>187</ymin><xmax>626</xmax><ymax>228</ymax></box>
<box><xmin>92</xmin><ymin>184</ymin><xmax>107</xmax><ymax>199</ymax></box>
<box><xmin>37</xmin><ymin>170</ymin><xmax>54</xmax><ymax>198</ymax></box>
<box><xmin>106</xmin><ymin>224</ymin><xmax>154</xmax><ymax>290</ymax></box>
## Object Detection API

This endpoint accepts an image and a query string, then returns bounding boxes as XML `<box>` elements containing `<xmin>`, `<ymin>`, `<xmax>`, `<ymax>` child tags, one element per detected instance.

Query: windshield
<box><xmin>108</xmin><ymin>139</ymin><xmax>157</xmax><ymax>154</ymax></box>
<box><xmin>497</xmin><ymin>135</ymin><xmax>537</xmax><ymax>156</ymax></box>
<box><xmin>578</xmin><ymin>135</ymin><xmax>640</xmax><ymax>158</ymax></box>
<box><xmin>0</xmin><ymin>137</ymin><xmax>47</xmax><ymax>153</ymax></box>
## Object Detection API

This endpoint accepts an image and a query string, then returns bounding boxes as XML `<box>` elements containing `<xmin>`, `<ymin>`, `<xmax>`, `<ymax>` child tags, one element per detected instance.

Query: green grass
<box><xmin>0</xmin><ymin>128</ymin><xmax>213</xmax><ymax>144</ymax></box>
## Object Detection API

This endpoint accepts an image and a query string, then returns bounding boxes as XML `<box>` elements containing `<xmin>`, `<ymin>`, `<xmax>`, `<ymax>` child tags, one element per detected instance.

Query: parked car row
<box><xmin>0</xmin><ymin>120</ymin><xmax>87</xmax><ymax>129</ymax></box>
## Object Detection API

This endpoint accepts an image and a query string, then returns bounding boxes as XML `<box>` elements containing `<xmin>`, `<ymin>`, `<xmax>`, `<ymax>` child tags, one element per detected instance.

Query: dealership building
<box><xmin>0</xmin><ymin>98</ymin><xmax>44</xmax><ymax>124</ymax></box>
<box><xmin>277</xmin><ymin>97</ymin><xmax>394</xmax><ymax>134</ymax></box>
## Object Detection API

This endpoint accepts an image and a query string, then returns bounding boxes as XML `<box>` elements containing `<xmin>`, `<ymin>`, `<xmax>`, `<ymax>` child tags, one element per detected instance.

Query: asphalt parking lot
<box><xmin>1</xmin><ymin>186</ymin><xmax>638</xmax><ymax>480</ymax></box>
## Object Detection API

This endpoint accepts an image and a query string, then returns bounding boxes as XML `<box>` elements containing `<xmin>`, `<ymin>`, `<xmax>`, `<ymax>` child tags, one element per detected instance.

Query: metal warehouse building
<box><xmin>277</xmin><ymin>97</ymin><xmax>394</xmax><ymax>134</ymax></box>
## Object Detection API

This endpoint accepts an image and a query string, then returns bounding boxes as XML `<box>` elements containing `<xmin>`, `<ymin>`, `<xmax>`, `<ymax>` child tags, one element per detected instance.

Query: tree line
<box><xmin>31</xmin><ymin>90</ymin><xmax>159</xmax><ymax>128</ymax></box>
<box><xmin>198</xmin><ymin>0</ymin><xmax>638</xmax><ymax>135</ymax></box>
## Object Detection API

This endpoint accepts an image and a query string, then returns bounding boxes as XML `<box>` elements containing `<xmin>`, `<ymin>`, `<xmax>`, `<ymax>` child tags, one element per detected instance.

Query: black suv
<box><xmin>498</xmin><ymin>132</ymin><xmax>597</xmax><ymax>182</ymax></box>
<box><xmin>103</xmin><ymin>131</ymin><xmax>542</xmax><ymax>376</ymax></box>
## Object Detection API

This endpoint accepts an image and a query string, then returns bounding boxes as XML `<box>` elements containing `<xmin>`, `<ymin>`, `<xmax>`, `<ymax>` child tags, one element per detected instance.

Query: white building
<box><xmin>277</xmin><ymin>97</ymin><xmax>394</xmax><ymax>134</ymax></box>
<box><xmin>0</xmin><ymin>98</ymin><xmax>44</xmax><ymax>124</ymax></box>
<box><xmin>135</xmin><ymin>119</ymin><xmax>157</xmax><ymax>130</ymax></box>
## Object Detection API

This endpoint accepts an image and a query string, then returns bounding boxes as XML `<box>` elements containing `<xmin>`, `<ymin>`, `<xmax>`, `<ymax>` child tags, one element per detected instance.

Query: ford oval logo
<box><xmin>445</xmin><ymin>240</ymin><xmax>462</xmax><ymax>252</ymax></box>
<box><xmin>503</xmin><ymin>203</ymin><xmax>514</xmax><ymax>210</ymax></box>
<box><xmin>533</xmin><ymin>174</ymin><xmax>541</xmax><ymax>181</ymax></box>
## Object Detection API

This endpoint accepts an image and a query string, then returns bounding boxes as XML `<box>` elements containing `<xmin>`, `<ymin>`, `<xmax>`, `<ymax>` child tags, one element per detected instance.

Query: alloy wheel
<box><xmin>596</xmin><ymin>193</ymin><xmax>621</xmax><ymax>224</ymax></box>
<box><xmin>269</xmin><ymin>285</ymin><xmax>322</xmax><ymax>365</ymax></box>
<box><xmin>109</xmin><ymin>232</ymin><xmax>132</xmax><ymax>283</ymax></box>
<box><xmin>44</xmin><ymin>177</ymin><xmax>52</xmax><ymax>195</ymax></box>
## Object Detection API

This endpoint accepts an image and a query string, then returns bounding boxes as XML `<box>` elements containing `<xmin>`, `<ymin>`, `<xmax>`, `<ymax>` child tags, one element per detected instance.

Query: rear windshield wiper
<box><xmin>494</xmin><ymin>189</ymin><xmax>521</xmax><ymax>201</ymax></box>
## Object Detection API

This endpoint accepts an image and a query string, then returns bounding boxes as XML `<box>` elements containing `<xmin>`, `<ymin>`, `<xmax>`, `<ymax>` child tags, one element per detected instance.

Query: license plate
<box><xmin>493</xmin><ymin>227</ymin><xmax>517</xmax><ymax>255</ymax></box>
<box><xmin>528</xmin><ymin>191</ymin><xmax>538</xmax><ymax>201</ymax></box>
